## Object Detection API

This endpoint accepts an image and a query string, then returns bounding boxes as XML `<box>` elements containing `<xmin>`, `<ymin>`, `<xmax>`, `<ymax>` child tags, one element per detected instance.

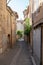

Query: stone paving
<box><xmin>0</xmin><ymin>41</ymin><xmax>33</xmax><ymax>65</ymax></box>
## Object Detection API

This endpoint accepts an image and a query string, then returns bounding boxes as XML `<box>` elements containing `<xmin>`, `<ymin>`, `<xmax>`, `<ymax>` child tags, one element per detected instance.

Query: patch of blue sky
<box><xmin>7</xmin><ymin>0</ymin><xmax>29</xmax><ymax>20</ymax></box>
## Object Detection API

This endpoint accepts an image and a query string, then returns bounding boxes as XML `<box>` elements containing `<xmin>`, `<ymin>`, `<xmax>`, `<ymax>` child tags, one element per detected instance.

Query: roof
<box><xmin>23</xmin><ymin>5</ymin><xmax>29</xmax><ymax>15</ymax></box>
<box><xmin>7</xmin><ymin>6</ymin><xmax>13</xmax><ymax>14</ymax></box>
<box><xmin>13</xmin><ymin>11</ymin><xmax>19</xmax><ymax>18</ymax></box>
<box><xmin>7</xmin><ymin>6</ymin><xmax>18</xmax><ymax>18</ymax></box>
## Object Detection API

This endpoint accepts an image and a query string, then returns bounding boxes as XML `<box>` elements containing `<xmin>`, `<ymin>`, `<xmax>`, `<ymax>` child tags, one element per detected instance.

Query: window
<box><xmin>34</xmin><ymin>0</ymin><xmax>39</xmax><ymax>12</ymax></box>
<box><xmin>40</xmin><ymin>0</ymin><xmax>43</xmax><ymax>6</ymax></box>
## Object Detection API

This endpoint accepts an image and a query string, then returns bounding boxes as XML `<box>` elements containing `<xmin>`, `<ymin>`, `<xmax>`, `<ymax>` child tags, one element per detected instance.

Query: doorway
<box><xmin>8</xmin><ymin>34</ymin><xmax>11</xmax><ymax>48</ymax></box>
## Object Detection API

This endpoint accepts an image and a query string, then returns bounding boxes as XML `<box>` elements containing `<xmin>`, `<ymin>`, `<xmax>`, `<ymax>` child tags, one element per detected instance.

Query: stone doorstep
<box><xmin>31</xmin><ymin>56</ymin><xmax>36</xmax><ymax>65</ymax></box>
<box><xmin>0</xmin><ymin>48</ymin><xmax>3</xmax><ymax>54</ymax></box>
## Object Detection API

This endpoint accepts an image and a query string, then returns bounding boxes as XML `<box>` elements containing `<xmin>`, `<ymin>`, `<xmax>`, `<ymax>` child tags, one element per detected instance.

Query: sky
<box><xmin>7</xmin><ymin>0</ymin><xmax>29</xmax><ymax>20</ymax></box>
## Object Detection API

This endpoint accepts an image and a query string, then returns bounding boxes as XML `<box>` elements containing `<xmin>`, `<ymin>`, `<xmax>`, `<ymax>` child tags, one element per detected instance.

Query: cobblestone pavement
<box><xmin>0</xmin><ymin>41</ymin><xmax>33</xmax><ymax>65</ymax></box>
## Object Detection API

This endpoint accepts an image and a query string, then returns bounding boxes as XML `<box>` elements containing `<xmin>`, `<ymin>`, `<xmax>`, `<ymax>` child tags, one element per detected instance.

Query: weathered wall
<box><xmin>11</xmin><ymin>14</ymin><xmax>16</xmax><ymax>46</ymax></box>
<box><xmin>0</xmin><ymin>0</ymin><xmax>17</xmax><ymax>53</ymax></box>
<box><xmin>14</xmin><ymin>18</ymin><xmax>16</xmax><ymax>43</ymax></box>
<box><xmin>33</xmin><ymin>27</ymin><xmax>41</xmax><ymax>65</ymax></box>
<box><xmin>33</xmin><ymin>4</ymin><xmax>43</xmax><ymax>25</ymax></box>
<box><xmin>0</xmin><ymin>26</ymin><xmax>2</xmax><ymax>53</ymax></box>
<box><xmin>6</xmin><ymin>9</ymin><xmax>12</xmax><ymax>48</ymax></box>
<box><xmin>0</xmin><ymin>0</ymin><xmax>8</xmax><ymax>53</ymax></box>
<box><xmin>0</xmin><ymin>1</ymin><xmax>2</xmax><ymax>53</ymax></box>
<box><xmin>7</xmin><ymin>10</ymin><xmax>11</xmax><ymax>35</ymax></box>
<box><xmin>7</xmin><ymin>7</ymin><xmax>17</xmax><ymax>48</ymax></box>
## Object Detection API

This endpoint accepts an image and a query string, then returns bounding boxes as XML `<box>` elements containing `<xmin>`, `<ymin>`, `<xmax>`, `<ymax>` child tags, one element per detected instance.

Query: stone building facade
<box><xmin>7</xmin><ymin>6</ymin><xmax>18</xmax><ymax>48</ymax></box>
<box><xmin>0</xmin><ymin>0</ymin><xmax>8</xmax><ymax>53</ymax></box>
<box><xmin>0</xmin><ymin>0</ymin><xmax>18</xmax><ymax>53</ymax></box>
<box><xmin>11</xmin><ymin>11</ymin><xmax>18</xmax><ymax>47</ymax></box>
<box><xmin>7</xmin><ymin>6</ymin><xmax>12</xmax><ymax>48</ymax></box>
<box><xmin>32</xmin><ymin>5</ymin><xmax>43</xmax><ymax>65</ymax></box>
<box><xmin>23</xmin><ymin>0</ymin><xmax>43</xmax><ymax>64</ymax></box>
<box><xmin>23</xmin><ymin>6</ymin><xmax>32</xmax><ymax>46</ymax></box>
<box><xmin>29</xmin><ymin>0</ymin><xmax>43</xmax><ymax>65</ymax></box>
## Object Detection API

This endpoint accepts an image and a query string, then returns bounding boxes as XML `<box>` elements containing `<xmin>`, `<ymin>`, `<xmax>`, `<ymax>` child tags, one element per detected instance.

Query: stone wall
<box><xmin>33</xmin><ymin>4</ymin><xmax>43</xmax><ymax>25</ymax></box>
<box><xmin>7</xmin><ymin>8</ymin><xmax>12</xmax><ymax>48</ymax></box>
<box><xmin>11</xmin><ymin>15</ymin><xmax>16</xmax><ymax>46</ymax></box>
<box><xmin>33</xmin><ymin>27</ymin><xmax>41</xmax><ymax>65</ymax></box>
<box><xmin>7</xmin><ymin>7</ymin><xmax>17</xmax><ymax>48</ymax></box>
<box><xmin>0</xmin><ymin>0</ymin><xmax>17</xmax><ymax>53</ymax></box>
<box><xmin>0</xmin><ymin>0</ymin><xmax>8</xmax><ymax>53</ymax></box>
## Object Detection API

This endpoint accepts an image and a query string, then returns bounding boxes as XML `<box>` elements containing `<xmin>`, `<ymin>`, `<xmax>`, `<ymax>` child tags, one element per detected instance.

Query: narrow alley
<box><xmin>0</xmin><ymin>0</ymin><xmax>43</xmax><ymax>65</ymax></box>
<box><xmin>0</xmin><ymin>41</ymin><xmax>32</xmax><ymax>65</ymax></box>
